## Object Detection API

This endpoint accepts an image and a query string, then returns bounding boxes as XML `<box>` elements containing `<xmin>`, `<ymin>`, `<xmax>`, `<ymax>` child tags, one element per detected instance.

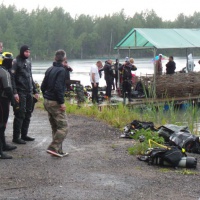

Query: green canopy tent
<box><xmin>115</xmin><ymin>28</ymin><xmax>200</xmax><ymax>50</ymax></box>
<box><xmin>114</xmin><ymin>28</ymin><xmax>200</xmax><ymax>92</ymax></box>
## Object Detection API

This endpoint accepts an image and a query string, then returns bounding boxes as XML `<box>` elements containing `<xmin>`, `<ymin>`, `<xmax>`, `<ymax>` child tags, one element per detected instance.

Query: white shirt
<box><xmin>90</xmin><ymin>65</ymin><xmax>100</xmax><ymax>83</ymax></box>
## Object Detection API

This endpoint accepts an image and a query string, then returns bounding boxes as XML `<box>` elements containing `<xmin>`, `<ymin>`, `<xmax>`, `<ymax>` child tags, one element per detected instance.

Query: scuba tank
<box><xmin>139</xmin><ymin>146</ymin><xmax>198</xmax><ymax>169</ymax></box>
<box><xmin>148</xmin><ymin>156</ymin><xmax>197</xmax><ymax>168</ymax></box>
<box><xmin>174</xmin><ymin>157</ymin><xmax>197</xmax><ymax>168</ymax></box>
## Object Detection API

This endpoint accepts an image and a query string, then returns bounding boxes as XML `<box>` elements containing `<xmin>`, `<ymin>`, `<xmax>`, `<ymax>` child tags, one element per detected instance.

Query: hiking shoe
<box><xmin>21</xmin><ymin>136</ymin><xmax>35</xmax><ymax>141</ymax></box>
<box><xmin>12</xmin><ymin>138</ymin><xmax>26</xmax><ymax>144</ymax></box>
<box><xmin>46</xmin><ymin>148</ymin><xmax>63</xmax><ymax>157</ymax></box>
<box><xmin>3</xmin><ymin>144</ymin><xmax>17</xmax><ymax>151</ymax></box>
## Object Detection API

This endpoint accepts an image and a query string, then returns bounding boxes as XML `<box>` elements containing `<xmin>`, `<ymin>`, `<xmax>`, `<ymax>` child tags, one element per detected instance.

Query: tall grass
<box><xmin>37</xmin><ymin>97</ymin><xmax>200</xmax><ymax>134</ymax></box>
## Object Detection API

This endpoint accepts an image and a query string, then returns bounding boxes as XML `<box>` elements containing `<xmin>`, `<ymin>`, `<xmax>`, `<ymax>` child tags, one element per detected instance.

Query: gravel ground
<box><xmin>0</xmin><ymin>108</ymin><xmax>200</xmax><ymax>200</ymax></box>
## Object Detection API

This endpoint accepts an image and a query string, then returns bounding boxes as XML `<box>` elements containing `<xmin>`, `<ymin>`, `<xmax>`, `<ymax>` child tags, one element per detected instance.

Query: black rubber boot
<box><xmin>0</xmin><ymin>140</ymin><xmax>12</xmax><ymax>159</ymax></box>
<box><xmin>0</xmin><ymin>132</ymin><xmax>17</xmax><ymax>151</ymax></box>
<box><xmin>21</xmin><ymin>135</ymin><xmax>35</xmax><ymax>141</ymax></box>
<box><xmin>12</xmin><ymin>138</ymin><xmax>26</xmax><ymax>144</ymax></box>
<box><xmin>3</xmin><ymin>144</ymin><xmax>17</xmax><ymax>151</ymax></box>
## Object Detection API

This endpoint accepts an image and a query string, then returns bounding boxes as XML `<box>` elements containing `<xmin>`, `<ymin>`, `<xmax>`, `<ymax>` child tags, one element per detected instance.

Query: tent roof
<box><xmin>115</xmin><ymin>28</ymin><xmax>200</xmax><ymax>50</ymax></box>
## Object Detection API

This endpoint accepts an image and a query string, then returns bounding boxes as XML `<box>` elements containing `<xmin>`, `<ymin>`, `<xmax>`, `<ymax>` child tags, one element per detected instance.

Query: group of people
<box><xmin>0</xmin><ymin>42</ymin><xmax>39</xmax><ymax>159</ymax></box>
<box><xmin>0</xmin><ymin>42</ymin><xmax>70</xmax><ymax>158</ymax></box>
<box><xmin>0</xmin><ymin>44</ymin><xmax>181</xmax><ymax>159</ymax></box>
<box><xmin>90</xmin><ymin>57</ymin><xmax>137</xmax><ymax>103</ymax></box>
<box><xmin>156</xmin><ymin>54</ymin><xmax>176</xmax><ymax>75</ymax></box>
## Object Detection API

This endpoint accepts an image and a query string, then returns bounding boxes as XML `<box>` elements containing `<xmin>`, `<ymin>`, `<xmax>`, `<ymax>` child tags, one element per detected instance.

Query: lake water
<box><xmin>32</xmin><ymin>57</ymin><xmax>200</xmax><ymax>87</ymax></box>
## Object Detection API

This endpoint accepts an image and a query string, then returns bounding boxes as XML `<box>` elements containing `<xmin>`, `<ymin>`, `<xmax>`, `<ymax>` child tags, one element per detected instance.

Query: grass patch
<box><xmin>38</xmin><ymin>97</ymin><xmax>200</xmax><ymax>134</ymax></box>
<box><xmin>38</xmin><ymin>97</ymin><xmax>200</xmax><ymax>156</ymax></box>
<box><xmin>128</xmin><ymin>128</ymin><xmax>164</xmax><ymax>155</ymax></box>
<box><xmin>64</xmin><ymin>99</ymin><xmax>200</xmax><ymax>157</ymax></box>
<box><xmin>176</xmin><ymin>169</ymin><xmax>198</xmax><ymax>175</ymax></box>
<box><xmin>159</xmin><ymin>168</ymin><xmax>171</xmax><ymax>173</ymax></box>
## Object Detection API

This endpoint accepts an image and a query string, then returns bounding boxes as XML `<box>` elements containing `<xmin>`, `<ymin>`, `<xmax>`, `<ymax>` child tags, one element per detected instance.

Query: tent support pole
<box><xmin>153</xmin><ymin>48</ymin><xmax>157</xmax><ymax>97</ymax></box>
<box><xmin>117</xmin><ymin>48</ymin><xmax>120</xmax><ymax>96</ymax></box>
<box><xmin>186</xmin><ymin>48</ymin><xmax>188</xmax><ymax>72</ymax></box>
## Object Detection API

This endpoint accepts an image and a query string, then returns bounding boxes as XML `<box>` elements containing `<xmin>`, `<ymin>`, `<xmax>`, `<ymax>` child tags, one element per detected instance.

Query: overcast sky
<box><xmin>1</xmin><ymin>0</ymin><xmax>200</xmax><ymax>21</ymax></box>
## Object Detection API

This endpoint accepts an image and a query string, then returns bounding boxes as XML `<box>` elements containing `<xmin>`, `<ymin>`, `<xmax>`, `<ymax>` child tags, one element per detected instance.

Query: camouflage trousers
<box><xmin>44</xmin><ymin>99</ymin><xmax>68</xmax><ymax>152</ymax></box>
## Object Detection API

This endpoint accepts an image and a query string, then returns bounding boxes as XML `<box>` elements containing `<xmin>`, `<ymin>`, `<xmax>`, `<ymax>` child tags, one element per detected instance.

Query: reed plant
<box><xmin>37</xmin><ymin>95</ymin><xmax>200</xmax><ymax>135</ymax></box>
<box><xmin>64</xmin><ymin>99</ymin><xmax>200</xmax><ymax>134</ymax></box>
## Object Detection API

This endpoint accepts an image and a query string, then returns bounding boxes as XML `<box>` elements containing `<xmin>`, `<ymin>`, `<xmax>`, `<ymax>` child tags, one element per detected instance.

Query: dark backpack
<box><xmin>138</xmin><ymin>146</ymin><xmax>185</xmax><ymax>168</ymax></box>
<box><xmin>131</xmin><ymin>120</ymin><xmax>156</xmax><ymax>131</ymax></box>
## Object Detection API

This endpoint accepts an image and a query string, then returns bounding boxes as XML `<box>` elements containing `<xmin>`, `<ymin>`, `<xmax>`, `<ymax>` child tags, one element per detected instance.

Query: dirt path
<box><xmin>0</xmin><ymin>108</ymin><xmax>200</xmax><ymax>200</ymax></box>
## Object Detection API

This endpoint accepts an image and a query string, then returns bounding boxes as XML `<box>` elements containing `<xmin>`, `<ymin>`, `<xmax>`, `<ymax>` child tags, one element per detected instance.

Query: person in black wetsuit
<box><xmin>63</xmin><ymin>60</ymin><xmax>73</xmax><ymax>91</ymax></box>
<box><xmin>10</xmin><ymin>45</ymin><xmax>39</xmax><ymax>144</ymax></box>
<box><xmin>112</xmin><ymin>59</ymin><xmax>121</xmax><ymax>90</ymax></box>
<box><xmin>103</xmin><ymin>59</ymin><xmax>113</xmax><ymax>100</ymax></box>
<box><xmin>166</xmin><ymin>56</ymin><xmax>176</xmax><ymax>74</ymax></box>
<box><xmin>119</xmin><ymin>58</ymin><xmax>137</xmax><ymax>102</ymax></box>
<box><xmin>0</xmin><ymin>52</ymin><xmax>17</xmax><ymax>159</ymax></box>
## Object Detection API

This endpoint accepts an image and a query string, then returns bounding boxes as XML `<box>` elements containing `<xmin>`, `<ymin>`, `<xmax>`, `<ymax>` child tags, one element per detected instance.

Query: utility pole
<box><xmin>109</xmin><ymin>29</ymin><xmax>113</xmax><ymax>58</ymax></box>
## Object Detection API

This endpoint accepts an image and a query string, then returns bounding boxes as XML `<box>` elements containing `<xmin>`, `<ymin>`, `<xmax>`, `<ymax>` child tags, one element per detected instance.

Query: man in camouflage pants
<box><xmin>41</xmin><ymin>49</ymin><xmax>68</xmax><ymax>157</ymax></box>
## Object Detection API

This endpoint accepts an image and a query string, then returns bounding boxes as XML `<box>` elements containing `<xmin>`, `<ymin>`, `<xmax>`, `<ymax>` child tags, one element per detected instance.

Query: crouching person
<box><xmin>41</xmin><ymin>49</ymin><xmax>68</xmax><ymax>157</ymax></box>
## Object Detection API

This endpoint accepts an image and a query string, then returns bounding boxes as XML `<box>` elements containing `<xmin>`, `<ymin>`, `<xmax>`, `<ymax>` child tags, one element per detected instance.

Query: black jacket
<box><xmin>103</xmin><ymin>61</ymin><xmax>113</xmax><ymax>82</ymax></box>
<box><xmin>119</xmin><ymin>62</ymin><xmax>137</xmax><ymax>80</ymax></box>
<box><xmin>0</xmin><ymin>66</ymin><xmax>14</xmax><ymax>105</ymax></box>
<box><xmin>41</xmin><ymin>62</ymin><xmax>66</xmax><ymax>104</ymax></box>
<box><xmin>166</xmin><ymin>61</ymin><xmax>176</xmax><ymax>74</ymax></box>
<box><xmin>113</xmin><ymin>62</ymin><xmax>122</xmax><ymax>79</ymax></box>
<box><xmin>65</xmin><ymin>66</ymin><xmax>73</xmax><ymax>81</ymax></box>
<box><xmin>11</xmin><ymin>56</ymin><xmax>37</xmax><ymax>94</ymax></box>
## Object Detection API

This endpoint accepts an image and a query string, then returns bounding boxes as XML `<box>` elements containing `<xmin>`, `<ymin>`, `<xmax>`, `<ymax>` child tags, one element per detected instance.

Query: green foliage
<box><xmin>1</xmin><ymin>4</ymin><xmax>200</xmax><ymax>59</ymax></box>
<box><xmin>128</xmin><ymin>128</ymin><xmax>164</xmax><ymax>155</ymax></box>
<box><xmin>64</xmin><ymin>100</ymin><xmax>200</xmax><ymax>156</ymax></box>
<box><xmin>133</xmin><ymin>128</ymin><xmax>164</xmax><ymax>144</ymax></box>
<box><xmin>128</xmin><ymin>142</ymin><xmax>149</xmax><ymax>156</ymax></box>
<box><xmin>65</xmin><ymin>99</ymin><xmax>200</xmax><ymax>134</ymax></box>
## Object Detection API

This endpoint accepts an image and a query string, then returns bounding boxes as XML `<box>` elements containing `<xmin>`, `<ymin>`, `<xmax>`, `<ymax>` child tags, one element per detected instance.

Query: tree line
<box><xmin>0</xmin><ymin>4</ymin><xmax>200</xmax><ymax>60</ymax></box>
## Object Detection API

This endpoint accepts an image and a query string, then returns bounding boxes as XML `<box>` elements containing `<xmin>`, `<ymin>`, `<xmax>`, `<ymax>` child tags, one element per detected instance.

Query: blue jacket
<box><xmin>41</xmin><ymin>62</ymin><xmax>66</xmax><ymax>104</ymax></box>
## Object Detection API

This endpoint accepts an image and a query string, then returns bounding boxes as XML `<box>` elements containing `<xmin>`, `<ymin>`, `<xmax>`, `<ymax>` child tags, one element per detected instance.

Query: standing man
<box><xmin>112</xmin><ymin>59</ymin><xmax>121</xmax><ymax>91</ymax></box>
<box><xmin>11</xmin><ymin>45</ymin><xmax>39</xmax><ymax>144</ymax></box>
<box><xmin>103</xmin><ymin>59</ymin><xmax>113</xmax><ymax>100</ymax></box>
<box><xmin>63</xmin><ymin>60</ymin><xmax>73</xmax><ymax>91</ymax></box>
<box><xmin>156</xmin><ymin>54</ymin><xmax>163</xmax><ymax>75</ymax></box>
<box><xmin>119</xmin><ymin>57</ymin><xmax>137</xmax><ymax>102</ymax></box>
<box><xmin>166</xmin><ymin>56</ymin><xmax>176</xmax><ymax>74</ymax></box>
<box><xmin>41</xmin><ymin>49</ymin><xmax>68</xmax><ymax>157</ymax></box>
<box><xmin>90</xmin><ymin>61</ymin><xmax>103</xmax><ymax>103</ymax></box>
<box><xmin>0</xmin><ymin>52</ymin><xmax>17</xmax><ymax>159</ymax></box>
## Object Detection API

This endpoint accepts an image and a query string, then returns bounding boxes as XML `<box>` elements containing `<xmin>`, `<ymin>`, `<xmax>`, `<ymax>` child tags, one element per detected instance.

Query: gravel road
<box><xmin>0</xmin><ymin>108</ymin><xmax>200</xmax><ymax>200</ymax></box>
